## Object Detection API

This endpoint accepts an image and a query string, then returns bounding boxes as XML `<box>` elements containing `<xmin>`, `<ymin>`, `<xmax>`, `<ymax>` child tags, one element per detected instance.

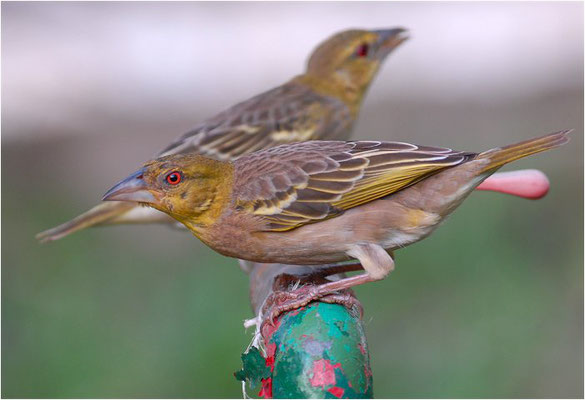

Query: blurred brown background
<box><xmin>2</xmin><ymin>2</ymin><xmax>583</xmax><ymax>398</ymax></box>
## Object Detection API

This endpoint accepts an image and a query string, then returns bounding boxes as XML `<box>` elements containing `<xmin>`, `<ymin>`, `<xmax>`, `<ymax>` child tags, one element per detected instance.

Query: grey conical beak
<box><xmin>372</xmin><ymin>27</ymin><xmax>409</xmax><ymax>56</ymax></box>
<box><xmin>102</xmin><ymin>168</ymin><xmax>157</xmax><ymax>204</ymax></box>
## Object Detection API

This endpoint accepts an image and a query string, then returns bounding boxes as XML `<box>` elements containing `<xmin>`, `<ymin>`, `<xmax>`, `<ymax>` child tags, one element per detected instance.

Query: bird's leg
<box><xmin>261</xmin><ymin>244</ymin><xmax>394</xmax><ymax>326</ymax></box>
<box><xmin>238</xmin><ymin>259</ymin><xmax>255</xmax><ymax>274</ymax></box>
<box><xmin>301</xmin><ymin>261</ymin><xmax>365</xmax><ymax>279</ymax></box>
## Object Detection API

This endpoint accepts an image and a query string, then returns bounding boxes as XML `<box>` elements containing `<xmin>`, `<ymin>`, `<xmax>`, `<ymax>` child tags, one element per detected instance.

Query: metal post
<box><xmin>236</xmin><ymin>263</ymin><xmax>373</xmax><ymax>398</ymax></box>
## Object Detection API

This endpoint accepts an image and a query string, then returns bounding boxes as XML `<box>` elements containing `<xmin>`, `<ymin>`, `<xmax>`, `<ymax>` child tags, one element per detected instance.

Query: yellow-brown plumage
<box><xmin>140</xmin><ymin>155</ymin><xmax>234</xmax><ymax>229</ymax></box>
<box><xmin>231</xmin><ymin>141</ymin><xmax>475</xmax><ymax>231</ymax></box>
<box><xmin>37</xmin><ymin>27</ymin><xmax>408</xmax><ymax>243</ymax></box>
<box><xmin>102</xmin><ymin>129</ymin><xmax>570</xmax><ymax>312</ymax></box>
<box><xmin>104</xmin><ymin>129</ymin><xmax>569</xmax><ymax>254</ymax></box>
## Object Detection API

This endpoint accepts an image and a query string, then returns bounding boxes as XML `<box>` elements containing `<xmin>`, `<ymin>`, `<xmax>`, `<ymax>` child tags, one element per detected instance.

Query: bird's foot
<box><xmin>260</xmin><ymin>273</ymin><xmax>363</xmax><ymax>330</ymax></box>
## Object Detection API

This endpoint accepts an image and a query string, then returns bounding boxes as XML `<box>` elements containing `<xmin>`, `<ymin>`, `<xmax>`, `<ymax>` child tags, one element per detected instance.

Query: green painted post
<box><xmin>236</xmin><ymin>263</ymin><xmax>374</xmax><ymax>398</ymax></box>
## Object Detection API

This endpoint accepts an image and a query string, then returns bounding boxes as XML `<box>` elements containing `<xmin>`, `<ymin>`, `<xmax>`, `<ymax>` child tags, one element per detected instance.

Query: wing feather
<box><xmin>157</xmin><ymin>81</ymin><xmax>352</xmax><ymax>160</ymax></box>
<box><xmin>233</xmin><ymin>140</ymin><xmax>476</xmax><ymax>231</ymax></box>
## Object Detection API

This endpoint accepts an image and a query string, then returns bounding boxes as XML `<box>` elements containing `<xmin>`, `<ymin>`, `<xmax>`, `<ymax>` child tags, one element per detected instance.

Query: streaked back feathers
<box><xmin>161</xmin><ymin>28</ymin><xmax>408</xmax><ymax>159</ymax></box>
<box><xmin>144</xmin><ymin>131</ymin><xmax>570</xmax><ymax>233</ymax></box>
<box><xmin>233</xmin><ymin>140</ymin><xmax>475</xmax><ymax>231</ymax></box>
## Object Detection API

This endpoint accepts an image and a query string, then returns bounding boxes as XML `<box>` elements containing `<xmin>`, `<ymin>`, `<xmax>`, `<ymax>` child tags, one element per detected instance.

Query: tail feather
<box><xmin>36</xmin><ymin>201</ymin><xmax>181</xmax><ymax>243</ymax></box>
<box><xmin>36</xmin><ymin>201</ymin><xmax>136</xmax><ymax>243</ymax></box>
<box><xmin>477</xmin><ymin>129</ymin><xmax>572</xmax><ymax>174</ymax></box>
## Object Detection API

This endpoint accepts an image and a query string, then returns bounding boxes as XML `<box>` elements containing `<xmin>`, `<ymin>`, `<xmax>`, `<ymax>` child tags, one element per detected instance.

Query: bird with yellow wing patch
<box><xmin>102</xmin><ymin>130</ymin><xmax>571</xmax><ymax>318</ymax></box>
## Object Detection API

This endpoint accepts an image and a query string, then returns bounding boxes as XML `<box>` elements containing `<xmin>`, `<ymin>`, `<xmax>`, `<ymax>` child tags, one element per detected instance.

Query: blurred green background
<box><xmin>2</xmin><ymin>2</ymin><xmax>583</xmax><ymax>398</ymax></box>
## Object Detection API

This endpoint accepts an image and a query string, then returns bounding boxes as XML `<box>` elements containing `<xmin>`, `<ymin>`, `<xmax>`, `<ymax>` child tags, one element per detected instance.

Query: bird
<box><xmin>101</xmin><ymin>129</ymin><xmax>571</xmax><ymax>316</ymax></box>
<box><xmin>36</xmin><ymin>27</ymin><xmax>409</xmax><ymax>243</ymax></box>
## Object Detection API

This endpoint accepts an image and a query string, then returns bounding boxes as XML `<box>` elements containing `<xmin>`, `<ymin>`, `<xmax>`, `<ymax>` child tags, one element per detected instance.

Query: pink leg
<box><xmin>262</xmin><ymin>273</ymin><xmax>378</xmax><ymax>326</ymax></box>
<box><xmin>262</xmin><ymin>245</ymin><xmax>395</xmax><ymax>326</ymax></box>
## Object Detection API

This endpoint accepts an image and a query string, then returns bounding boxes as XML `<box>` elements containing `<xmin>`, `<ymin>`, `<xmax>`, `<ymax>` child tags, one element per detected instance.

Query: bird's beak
<box><xmin>373</xmin><ymin>27</ymin><xmax>409</xmax><ymax>58</ymax></box>
<box><xmin>102</xmin><ymin>168</ymin><xmax>158</xmax><ymax>204</ymax></box>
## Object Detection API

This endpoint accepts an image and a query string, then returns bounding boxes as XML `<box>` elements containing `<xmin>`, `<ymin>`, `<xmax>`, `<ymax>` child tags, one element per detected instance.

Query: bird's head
<box><xmin>102</xmin><ymin>154</ymin><xmax>233</xmax><ymax>230</ymax></box>
<box><xmin>305</xmin><ymin>28</ymin><xmax>408</xmax><ymax>96</ymax></box>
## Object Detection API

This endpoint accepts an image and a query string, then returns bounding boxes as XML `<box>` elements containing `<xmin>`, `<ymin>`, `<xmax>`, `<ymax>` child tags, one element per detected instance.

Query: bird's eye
<box><xmin>356</xmin><ymin>43</ymin><xmax>369</xmax><ymax>57</ymax></box>
<box><xmin>165</xmin><ymin>171</ymin><xmax>182</xmax><ymax>185</ymax></box>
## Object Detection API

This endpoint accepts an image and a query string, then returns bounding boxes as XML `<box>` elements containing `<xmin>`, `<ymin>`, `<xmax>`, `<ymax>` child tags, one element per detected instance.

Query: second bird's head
<box><xmin>102</xmin><ymin>155</ymin><xmax>232</xmax><ymax>230</ymax></box>
<box><xmin>305</xmin><ymin>27</ymin><xmax>409</xmax><ymax>94</ymax></box>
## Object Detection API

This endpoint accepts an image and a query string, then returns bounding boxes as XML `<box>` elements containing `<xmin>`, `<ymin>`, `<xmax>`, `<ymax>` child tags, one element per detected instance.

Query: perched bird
<box><xmin>36</xmin><ymin>27</ymin><xmax>409</xmax><ymax>243</ymax></box>
<box><xmin>102</xmin><ymin>130</ymin><xmax>571</xmax><ymax>314</ymax></box>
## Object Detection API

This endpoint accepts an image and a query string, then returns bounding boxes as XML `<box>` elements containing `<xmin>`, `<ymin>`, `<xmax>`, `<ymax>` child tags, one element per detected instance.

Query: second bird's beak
<box><xmin>373</xmin><ymin>27</ymin><xmax>409</xmax><ymax>58</ymax></box>
<box><xmin>102</xmin><ymin>168</ymin><xmax>159</xmax><ymax>204</ymax></box>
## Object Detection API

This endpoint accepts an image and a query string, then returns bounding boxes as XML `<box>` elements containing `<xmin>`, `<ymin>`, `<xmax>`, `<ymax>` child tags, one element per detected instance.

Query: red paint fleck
<box><xmin>264</xmin><ymin>342</ymin><xmax>276</xmax><ymax>369</ymax></box>
<box><xmin>259</xmin><ymin>340</ymin><xmax>277</xmax><ymax>397</ymax></box>
<box><xmin>299</xmin><ymin>333</ymin><xmax>315</xmax><ymax>345</ymax></box>
<box><xmin>259</xmin><ymin>377</ymin><xmax>273</xmax><ymax>398</ymax></box>
<box><xmin>358</xmin><ymin>343</ymin><xmax>367</xmax><ymax>355</ymax></box>
<box><xmin>309</xmin><ymin>359</ymin><xmax>342</xmax><ymax>388</ymax></box>
<box><xmin>364</xmin><ymin>364</ymin><xmax>373</xmax><ymax>379</ymax></box>
<box><xmin>287</xmin><ymin>307</ymin><xmax>303</xmax><ymax>317</ymax></box>
<box><xmin>264</xmin><ymin>355</ymin><xmax>274</xmax><ymax>369</ymax></box>
<box><xmin>327</xmin><ymin>387</ymin><xmax>345</xmax><ymax>398</ymax></box>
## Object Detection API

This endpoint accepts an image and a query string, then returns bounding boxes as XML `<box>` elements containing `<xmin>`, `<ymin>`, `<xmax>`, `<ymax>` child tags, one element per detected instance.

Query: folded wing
<box><xmin>233</xmin><ymin>140</ymin><xmax>476</xmax><ymax>231</ymax></box>
<box><xmin>158</xmin><ymin>81</ymin><xmax>352</xmax><ymax>160</ymax></box>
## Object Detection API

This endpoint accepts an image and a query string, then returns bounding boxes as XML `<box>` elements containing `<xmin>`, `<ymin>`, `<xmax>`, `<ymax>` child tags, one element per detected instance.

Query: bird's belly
<box><xmin>244</xmin><ymin>199</ymin><xmax>442</xmax><ymax>265</ymax></box>
<box><xmin>379</xmin><ymin>225</ymin><xmax>437</xmax><ymax>250</ymax></box>
<box><xmin>249</xmin><ymin>229</ymin><xmax>355</xmax><ymax>264</ymax></box>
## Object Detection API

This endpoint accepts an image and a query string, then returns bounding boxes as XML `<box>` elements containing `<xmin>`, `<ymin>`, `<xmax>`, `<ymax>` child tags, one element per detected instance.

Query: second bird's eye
<box><xmin>165</xmin><ymin>171</ymin><xmax>182</xmax><ymax>185</ymax></box>
<box><xmin>356</xmin><ymin>43</ymin><xmax>369</xmax><ymax>57</ymax></box>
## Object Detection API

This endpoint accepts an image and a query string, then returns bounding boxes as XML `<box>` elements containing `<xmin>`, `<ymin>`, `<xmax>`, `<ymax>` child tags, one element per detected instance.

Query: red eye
<box><xmin>165</xmin><ymin>171</ymin><xmax>182</xmax><ymax>185</ymax></box>
<box><xmin>356</xmin><ymin>43</ymin><xmax>369</xmax><ymax>57</ymax></box>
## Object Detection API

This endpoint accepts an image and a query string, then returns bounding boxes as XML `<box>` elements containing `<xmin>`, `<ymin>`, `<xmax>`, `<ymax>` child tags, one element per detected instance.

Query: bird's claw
<box><xmin>260</xmin><ymin>284</ymin><xmax>363</xmax><ymax>331</ymax></box>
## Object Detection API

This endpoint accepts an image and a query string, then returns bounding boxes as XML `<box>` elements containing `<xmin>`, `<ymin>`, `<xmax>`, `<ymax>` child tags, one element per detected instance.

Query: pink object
<box><xmin>476</xmin><ymin>169</ymin><xmax>550</xmax><ymax>199</ymax></box>
<box><xmin>309</xmin><ymin>359</ymin><xmax>341</xmax><ymax>388</ymax></box>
